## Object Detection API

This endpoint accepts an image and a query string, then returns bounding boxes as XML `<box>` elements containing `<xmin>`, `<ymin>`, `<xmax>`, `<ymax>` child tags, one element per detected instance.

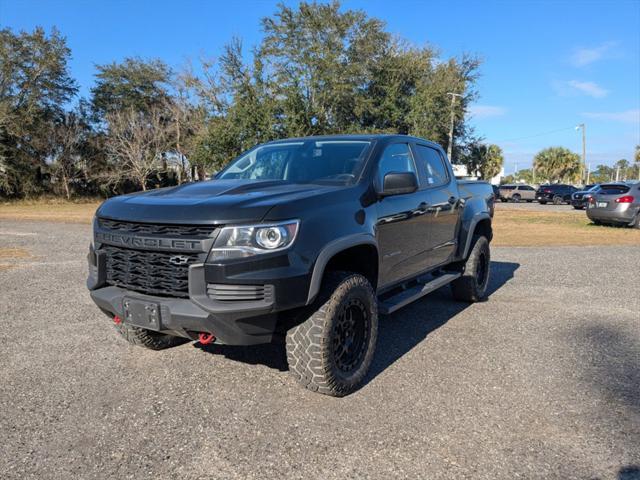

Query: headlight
<box><xmin>208</xmin><ymin>220</ymin><xmax>299</xmax><ymax>261</ymax></box>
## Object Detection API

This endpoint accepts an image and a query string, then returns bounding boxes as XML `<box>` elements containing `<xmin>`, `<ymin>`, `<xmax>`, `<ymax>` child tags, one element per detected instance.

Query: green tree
<box><xmin>0</xmin><ymin>27</ymin><xmax>77</xmax><ymax>197</ymax></box>
<box><xmin>463</xmin><ymin>142</ymin><xmax>504</xmax><ymax>180</ymax></box>
<box><xmin>187</xmin><ymin>1</ymin><xmax>481</xmax><ymax>172</ymax></box>
<box><xmin>91</xmin><ymin>58</ymin><xmax>172</xmax><ymax>117</ymax></box>
<box><xmin>589</xmin><ymin>164</ymin><xmax>614</xmax><ymax>184</ymax></box>
<box><xmin>533</xmin><ymin>147</ymin><xmax>581</xmax><ymax>184</ymax></box>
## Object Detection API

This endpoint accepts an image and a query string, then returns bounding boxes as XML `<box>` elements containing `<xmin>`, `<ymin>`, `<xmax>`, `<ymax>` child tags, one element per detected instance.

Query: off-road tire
<box><xmin>115</xmin><ymin>323</ymin><xmax>188</xmax><ymax>350</ymax></box>
<box><xmin>451</xmin><ymin>235</ymin><xmax>490</xmax><ymax>302</ymax></box>
<box><xmin>286</xmin><ymin>272</ymin><xmax>378</xmax><ymax>397</ymax></box>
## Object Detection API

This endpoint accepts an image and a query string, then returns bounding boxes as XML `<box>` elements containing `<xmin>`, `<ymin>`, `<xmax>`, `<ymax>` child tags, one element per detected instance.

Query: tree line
<box><xmin>2</xmin><ymin>2</ymin><xmax>506</xmax><ymax>200</ymax></box>
<box><xmin>503</xmin><ymin>145</ymin><xmax>640</xmax><ymax>185</ymax></box>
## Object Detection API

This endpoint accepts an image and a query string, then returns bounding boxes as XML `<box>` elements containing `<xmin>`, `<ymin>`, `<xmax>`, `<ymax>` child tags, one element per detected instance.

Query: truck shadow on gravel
<box><xmin>365</xmin><ymin>260</ymin><xmax>519</xmax><ymax>385</ymax></box>
<box><xmin>194</xmin><ymin>261</ymin><xmax>520</xmax><ymax>379</ymax></box>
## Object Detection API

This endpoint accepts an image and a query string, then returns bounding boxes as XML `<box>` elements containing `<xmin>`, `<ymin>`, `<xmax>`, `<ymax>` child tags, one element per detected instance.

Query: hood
<box><xmin>96</xmin><ymin>179</ymin><xmax>343</xmax><ymax>224</ymax></box>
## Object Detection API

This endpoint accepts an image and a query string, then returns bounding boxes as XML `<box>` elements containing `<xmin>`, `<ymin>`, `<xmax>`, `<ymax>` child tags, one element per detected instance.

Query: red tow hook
<box><xmin>198</xmin><ymin>332</ymin><xmax>215</xmax><ymax>345</ymax></box>
<box><xmin>113</xmin><ymin>315</ymin><xmax>122</xmax><ymax>325</ymax></box>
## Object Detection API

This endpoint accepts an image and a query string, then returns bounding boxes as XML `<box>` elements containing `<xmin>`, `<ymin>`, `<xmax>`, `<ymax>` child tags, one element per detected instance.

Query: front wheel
<box><xmin>286</xmin><ymin>272</ymin><xmax>378</xmax><ymax>397</ymax></box>
<box><xmin>511</xmin><ymin>194</ymin><xmax>521</xmax><ymax>203</ymax></box>
<box><xmin>451</xmin><ymin>236</ymin><xmax>491</xmax><ymax>302</ymax></box>
<box><xmin>553</xmin><ymin>195</ymin><xmax>563</xmax><ymax>205</ymax></box>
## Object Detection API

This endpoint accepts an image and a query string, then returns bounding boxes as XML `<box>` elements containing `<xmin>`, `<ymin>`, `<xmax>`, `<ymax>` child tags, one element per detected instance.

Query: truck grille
<box><xmin>103</xmin><ymin>245</ymin><xmax>201</xmax><ymax>297</ymax></box>
<box><xmin>98</xmin><ymin>218</ymin><xmax>216</xmax><ymax>238</ymax></box>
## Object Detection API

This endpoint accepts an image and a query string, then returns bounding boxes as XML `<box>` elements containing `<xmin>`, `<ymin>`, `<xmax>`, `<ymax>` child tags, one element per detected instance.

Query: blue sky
<box><xmin>2</xmin><ymin>0</ymin><xmax>639</xmax><ymax>172</ymax></box>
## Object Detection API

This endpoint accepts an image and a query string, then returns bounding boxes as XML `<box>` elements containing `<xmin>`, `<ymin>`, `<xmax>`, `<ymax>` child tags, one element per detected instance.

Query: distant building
<box><xmin>451</xmin><ymin>164</ymin><xmax>504</xmax><ymax>185</ymax></box>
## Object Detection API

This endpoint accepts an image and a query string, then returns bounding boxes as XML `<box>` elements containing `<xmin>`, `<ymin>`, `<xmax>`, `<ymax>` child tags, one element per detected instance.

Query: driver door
<box><xmin>375</xmin><ymin>143</ymin><xmax>430</xmax><ymax>287</ymax></box>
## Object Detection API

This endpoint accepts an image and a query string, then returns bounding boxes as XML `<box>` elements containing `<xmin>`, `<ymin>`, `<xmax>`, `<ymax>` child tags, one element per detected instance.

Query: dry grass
<box><xmin>1</xmin><ymin>200</ymin><xmax>638</xmax><ymax>247</ymax></box>
<box><xmin>0</xmin><ymin>247</ymin><xmax>32</xmax><ymax>271</ymax></box>
<box><xmin>493</xmin><ymin>210</ymin><xmax>640</xmax><ymax>246</ymax></box>
<box><xmin>0</xmin><ymin>199</ymin><xmax>100</xmax><ymax>224</ymax></box>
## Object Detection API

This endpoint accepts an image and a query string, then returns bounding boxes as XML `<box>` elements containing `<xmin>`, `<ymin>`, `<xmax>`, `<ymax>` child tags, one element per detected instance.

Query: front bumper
<box><xmin>88</xmin><ymin>249</ymin><xmax>312</xmax><ymax>345</ymax></box>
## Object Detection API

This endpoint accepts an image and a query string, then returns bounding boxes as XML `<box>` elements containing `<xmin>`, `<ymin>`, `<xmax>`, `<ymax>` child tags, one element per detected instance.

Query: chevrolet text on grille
<box><xmin>95</xmin><ymin>232</ymin><xmax>203</xmax><ymax>251</ymax></box>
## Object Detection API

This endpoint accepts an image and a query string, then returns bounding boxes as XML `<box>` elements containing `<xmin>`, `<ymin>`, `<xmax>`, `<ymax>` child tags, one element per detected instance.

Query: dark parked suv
<box><xmin>535</xmin><ymin>184</ymin><xmax>578</xmax><ymax>205</ymax></box>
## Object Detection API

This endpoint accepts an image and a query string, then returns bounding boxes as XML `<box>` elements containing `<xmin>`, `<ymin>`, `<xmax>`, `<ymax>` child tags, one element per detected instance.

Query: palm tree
<box><xmin>533</xmin><ymin>147</ymin><xmax>581</xmax><ymax>184</ymax></box>
<box><xmin>463</xmin><ymin>143</ymin><xmax>504</xmax><ymax>180</ymax></box>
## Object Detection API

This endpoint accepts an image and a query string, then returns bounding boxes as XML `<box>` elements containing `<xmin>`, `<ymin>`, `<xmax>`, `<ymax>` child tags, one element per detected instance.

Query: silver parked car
<box><xmin>586</xmin><ymin>182</ymin><xmax>640</xmax><ymax>228</ymax></box>
<box><xmin>498</xmin><ymin>184</ymin><xmax>536</xmax><ymax>202</ymax></box>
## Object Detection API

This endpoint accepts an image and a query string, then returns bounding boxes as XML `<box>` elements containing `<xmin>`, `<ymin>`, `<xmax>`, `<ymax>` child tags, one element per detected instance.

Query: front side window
<box><xmin>414</xmin><ymin>145</ymin><xmax>449</xmax><ymax>187</ymax></box>
<box><xmin>217</xmin><ymin>140</ymin><xmax>372</xmax><ymax>184</ymax></box>
<box><xmin>377</xmin><ymin>143</ymin><xmax>415</xmax><ymax>183</ymax></box>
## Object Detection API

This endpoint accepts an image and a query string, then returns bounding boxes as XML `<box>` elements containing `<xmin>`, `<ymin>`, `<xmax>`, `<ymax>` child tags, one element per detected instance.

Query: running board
<box><xmin>378</xmin><ymin>272</ymin><xmax>461</xmax><ymax>315</ymax></box>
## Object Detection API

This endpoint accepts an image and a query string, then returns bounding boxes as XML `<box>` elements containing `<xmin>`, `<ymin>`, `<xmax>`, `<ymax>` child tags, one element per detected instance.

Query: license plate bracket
<box><xmin>597</xmin><ymin>201</ymin><xmax>608</xmax><ymax>208</ymax></box>
<box><xmin>123</xmin><ymin>298</ymin><xmax>161</xmax><ymax>330</ymax></box>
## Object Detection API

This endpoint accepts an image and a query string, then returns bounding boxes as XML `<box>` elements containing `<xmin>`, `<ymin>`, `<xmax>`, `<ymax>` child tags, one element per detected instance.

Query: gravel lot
<box><xmin>0</xmin><ymin>220</ymin><xmax>638</xmax><ymax>479</ymax></box>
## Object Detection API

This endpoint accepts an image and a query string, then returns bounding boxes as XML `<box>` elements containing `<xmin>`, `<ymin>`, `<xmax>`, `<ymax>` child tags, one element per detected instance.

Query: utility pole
<box><xmin>576</xmin><ymin>124</ymin><xmax>586</xmax><ymax>184</ymax></box>
<box><xmin>446</xmin><ymin>92</ymin><xmax>463</xmax><ymax>161</ymax></box>
<box><xmin>586</xmin><ymin>163</ymin><xmax>591</xmax><ymax>184</ymax></box>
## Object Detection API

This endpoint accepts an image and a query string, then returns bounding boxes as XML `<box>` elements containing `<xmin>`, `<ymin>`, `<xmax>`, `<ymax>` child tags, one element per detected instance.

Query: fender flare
<box><xmin>461</xmin><ymin>212</ymin><xmax>491</xmax><ymax>259</ymax></box>
<box><xmin>305</xmin><ymin>233</ymin><xmax>378</xmax><ymax>305</ymax></box>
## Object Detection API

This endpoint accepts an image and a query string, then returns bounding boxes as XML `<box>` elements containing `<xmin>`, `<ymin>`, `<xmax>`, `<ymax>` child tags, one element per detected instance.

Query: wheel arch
<box><xmin>460</xmin><ymin>213</ymin><xmax>492</xmax><ymax>259</ymax></box>
<box><xmin>306</xmin><ymin>234</ymin><xmax>378</xmax><ymax>304</ymax></box>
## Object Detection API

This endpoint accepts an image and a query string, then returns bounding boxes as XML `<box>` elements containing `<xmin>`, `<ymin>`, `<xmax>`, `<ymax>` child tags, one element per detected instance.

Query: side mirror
<box><xmin>380</xmin><ymin>172</ymin><xmax>418</xmax><ymax>197</ymax></box>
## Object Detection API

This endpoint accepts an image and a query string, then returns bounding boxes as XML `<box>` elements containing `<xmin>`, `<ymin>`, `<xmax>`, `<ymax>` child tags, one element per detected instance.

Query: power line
<box><xmin>493</xmin><ymin>126</ymin><xmax>576</xmax><ymax>143</ymax></box>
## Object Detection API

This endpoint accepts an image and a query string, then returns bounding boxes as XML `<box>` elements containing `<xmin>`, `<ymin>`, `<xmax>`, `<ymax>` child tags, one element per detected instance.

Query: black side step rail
<box><xmin>378</xmin><ymin>272</ymin><xmax>461</xmax><ymax>315</ymax></box>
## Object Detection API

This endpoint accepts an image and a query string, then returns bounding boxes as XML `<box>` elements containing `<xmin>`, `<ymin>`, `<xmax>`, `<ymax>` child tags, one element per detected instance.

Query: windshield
<box><xmin>216</xmin><ymin>140</ymin><xmax>372</xmax><ymax>184</ymax></box>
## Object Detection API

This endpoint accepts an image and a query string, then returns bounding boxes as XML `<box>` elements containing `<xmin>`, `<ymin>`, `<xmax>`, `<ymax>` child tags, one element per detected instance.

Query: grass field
<box><xmin>1</xmin><ymin>200</ymin><xmax>639</xmax><ymax>247</ymax></box>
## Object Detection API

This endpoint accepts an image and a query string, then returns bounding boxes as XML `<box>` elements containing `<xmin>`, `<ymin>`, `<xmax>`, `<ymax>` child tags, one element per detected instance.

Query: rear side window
<box><xmin>520</xmin><ymin>185</ymin><xmax>535</xmax><ymax>191</ymax></box>
<box><xmin>501</xmin><ymin>185</ymin><xmax>516</xmax><ymax>190</ymax></box>
<box><xmin>413</xmin><ymin>145</ymin><xmax>449</xmax><ymax>187</ymax></box>
<box><xmin>600</xmin><ymin>185</ymin><xmax>630</xmax><ymax>195</ymax></box>
<box><xmin>377</xmin><ymin>143</ymin><xmax>415</xmax><ymax>182</ymax></box>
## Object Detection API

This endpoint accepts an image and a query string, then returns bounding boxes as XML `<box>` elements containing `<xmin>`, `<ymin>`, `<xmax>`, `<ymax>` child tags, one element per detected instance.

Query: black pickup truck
<box><xmin>88</xmin><ymin>135</ymin><xmax>494</xmax><ymax>396</ymax></box>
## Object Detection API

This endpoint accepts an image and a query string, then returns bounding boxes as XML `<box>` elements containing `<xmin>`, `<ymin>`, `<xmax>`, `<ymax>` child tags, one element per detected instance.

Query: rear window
<box><xmin>600</xmin><ymin>185</ymin><xmax>630</xmax><ymax>195</ymax></box>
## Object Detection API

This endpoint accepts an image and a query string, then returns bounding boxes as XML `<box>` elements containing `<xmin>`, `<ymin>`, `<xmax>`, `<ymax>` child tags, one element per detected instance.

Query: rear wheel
<box><xmin>553</xmin><ymin>195</ymin><xmax>563</xmax><ymax>205</ymax></box>
<box><xmin>511</xmin><ymin>194</ymin><xmax>521</xmax><ymax>203</ymax></box>
<box><xmin>632</xmin><ymin>214</ymin><xmax>640</xmax><ymax>229</ymax></box>
<box><xmin>115</xmin><ymin>322</ymin><xmax>188</xmax><ymax>350</ymax></box>
<box><xmin>286</xmin><ymin>272</ymin><xmax>378</xmax><ymax>397</ymax></box>
<box><xmin>451</xmin><ymin>236</ymin><xmax>491</xmax><ymax>302</ymax></box>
